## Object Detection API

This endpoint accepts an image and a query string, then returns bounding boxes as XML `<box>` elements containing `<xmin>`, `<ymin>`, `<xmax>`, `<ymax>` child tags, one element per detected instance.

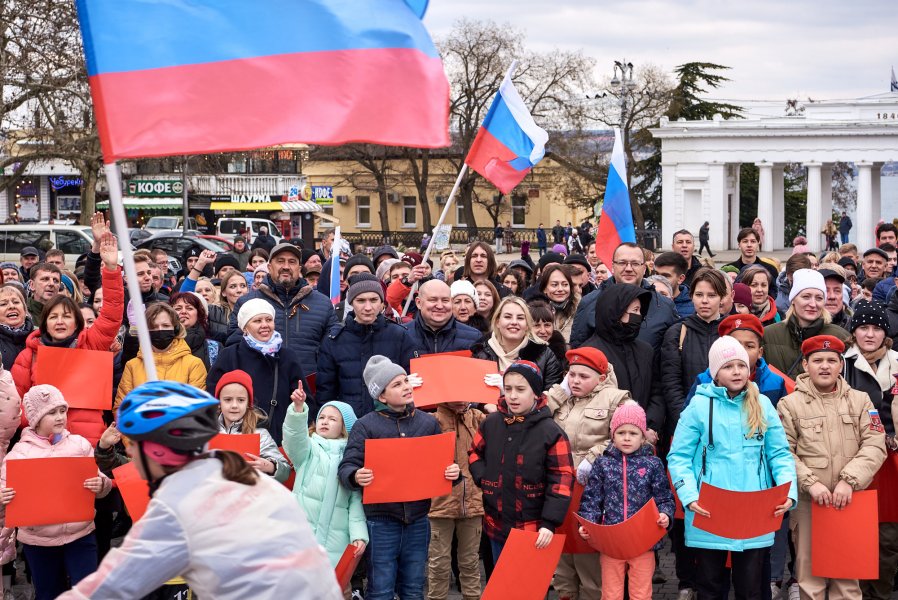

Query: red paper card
<box><xmin>411</xmin><ymin>355</ymin><xmax>499</xmax><ymax>407</ymax></box>
<box><xmin>812</xmin><ymin>489</ymin><xmax>878</xmax><ymax>580</ymax></box>
<box><xmin>873</xmin><ymin>451</ymin><xmax>898</xmax><ymax>522</ymax></box>
<box><xmin>34</xmin><ymin>346</ymin><xmax>113</xmax><ymax>411</ymax></box>
<box><xmin>481</xmin><ymin>528</ymin><xmax>565</xmax><ymax>600</ymax></box>
<box><xmin>6</xmin><ymin>457</ymin><xmax>96</xmax><ymax>527</ymax></box>
<box><xmin>334</xmin><ymin>544</ymin><xmax>364</xmax><ymax>590</ymax></box>
<box><xmin>208</xmin><ymin>433</ymin><xmax>260</xmax><ymax>460</ymax></box>
<box><xmin>363</xmin><ymin>432</ymin><xmax>454</xmax><ymax>504</ymax></box>
<box><xmin>278</xmin><ymin>446</ymin><xmax>296</xmax><ymax>490</ymax></box>
<box><xmin>575</xmin><ymin>499</ymin><xmax>667</xmax><ymax>560</ymax></box>
<box><xmin>692</xmin><ymin>482</ymin><xmax>790</xmax><ymax>539</ymax></box>
<box><xmin>112</xmin><ymin>462</ymin><xmax>150</xmax><ymax>521</ymax></box>
<box><xmin>559</xmin><ymin>482</ymin><xmax>597</xmax><ymax>554</ymax></box>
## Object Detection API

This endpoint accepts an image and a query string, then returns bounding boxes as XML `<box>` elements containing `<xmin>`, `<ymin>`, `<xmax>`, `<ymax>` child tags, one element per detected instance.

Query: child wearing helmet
<box><xmin>59</xmin><ymin>381</ymin><xmax>341</xmax><ymax>600</ymax></box>
<box><xmin>0</xmin><ymin>385</ymin><xmax>111</xmax><ymax>600</ymax></box>
<box><xmin>214</xmin><ymin>370</ymin><xmax>291</xmax><ymax>483</ymax></box>
<box><xmin>282</xmin><ymin>375</ymin><xmax>368</xmax><ymax>575</ymax></box>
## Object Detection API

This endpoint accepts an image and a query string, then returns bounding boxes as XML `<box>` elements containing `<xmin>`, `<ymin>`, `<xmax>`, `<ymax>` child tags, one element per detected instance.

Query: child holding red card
<box><xmin>214</xmin><ymin>370</ymin><xmax>291</xmax><ymax>482</ymax></box>
<box><xmin>0</xmin><ymin>385</ymin><xmax>111</xmax><ymax>600</ymax></box>
<box><xmin>668</xmin><ymin>336</ymin><xmax>797</xmax><ymax>599</ymax></box>
<box><xmin>469</xmin><ymin>360</ymin><xmax>575</xmax><ymax>565</ymax></box>
<box><xmin>338</xmin><ymin>355</ymin><xmax>459</xmax><ymax>600</ymax></box>
<box><xmin>777</xmin><ymin>334</ymin><xmax>886</xmax><ymax>598</ymax></box>
<box><xmin>578</xmin><ymin>401</ymin><xmax>675</xmax><ymax>600</ymax></box>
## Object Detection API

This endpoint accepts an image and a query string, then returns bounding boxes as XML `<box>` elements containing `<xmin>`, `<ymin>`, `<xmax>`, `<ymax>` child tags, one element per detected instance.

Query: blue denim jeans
<box><xmin>23</xmin><ymin>533</ymin><xmax>97</xmax><ymax>600</ymax></box>
<box><xmin>366</xmin><ymin>516</ymin><xmax>430</xmax><ymax>600</ymax></box>
<box><xmin>490</xmin><ymin>538</ymin><xmax>505</xmax><ymax>568</ymax></box>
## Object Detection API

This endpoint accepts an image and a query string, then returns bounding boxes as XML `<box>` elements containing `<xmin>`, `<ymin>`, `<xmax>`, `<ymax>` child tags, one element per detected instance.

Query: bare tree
<box><xmin>830</xmin><ymin>161</ymin><xmax>856</xmax><ymax>213</ymax></box>
<box><xmin>1</xmin><ymin>0</ymin><xmax>102</xmax><ymax>224</ymax></box>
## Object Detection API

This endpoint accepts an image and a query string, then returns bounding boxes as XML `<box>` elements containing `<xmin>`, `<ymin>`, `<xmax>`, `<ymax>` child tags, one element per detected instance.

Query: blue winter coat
<box><xmin>338</xmin><ymin>405</ymin><xmax>443</xmax><ymax>523</ymax></box>
<box><xmin>315</xmin><ymin>314</ymin><xmax>416</xmax><ymax>418</ymax></box>
<box><xmin>406</xmin><ymin>312</ymin><xmax>481</xmax><ymax>357</ymax></box>
<box><xmin>536</xmin><ymin>227</ymin><xmax>547</xmax><ymax>248</ymax></box>
<box><xmin>684</xmin><ymin>358</ymin><xmax>790</xmax><ymax>410</ymax></box>
<box><xmin>205</xmin><ymin>338</ymin><xmax>307</xmax><ymax>446</ymax></box>
<box><xmin>579</xmin><ymin>445</ymin><xmax>675</xmax><ymax>550</ymax></box>
<box><xmin>570</xmin><ymin>278</ymin><xmax>680</xmax><ymax>350</ymax></box>
<box><xmin>227</xmin><ymin>277</ymin><xmax>336</xmax><ymax>382</ymax></box>
<box><xmin>668</xmin><ymin>382</ymin><xmax>798</xmax><ymax>551</ymax></box>
<box><xmin>673</xmin><ymin>285</ymin><xmax>695</xmax><ymax>319</ymax></box>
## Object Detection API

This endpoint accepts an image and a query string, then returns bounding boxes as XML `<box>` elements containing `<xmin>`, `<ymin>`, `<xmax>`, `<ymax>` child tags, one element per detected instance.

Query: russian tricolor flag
<box><xmin>595</xmin><ymin>129</ymin><xmax>637</xmax><ymax>267</ymax></box>
<box><xmin>329</xmin><ymin>227</ymin><xmax>342</xmax><ymax>306</ymax></box>
<box><xmin>75</xmin><ymin>0</ymin><xmax>450</xmax><ymax>161</ymax></box>
<box><xmin>465</xmin><ymin>68</ymin><xmax>548</xmax><ymax>194</ymax></box>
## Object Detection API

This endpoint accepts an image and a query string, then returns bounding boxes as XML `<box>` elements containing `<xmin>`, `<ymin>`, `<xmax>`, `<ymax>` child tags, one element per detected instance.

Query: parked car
<box><xmin>198</xmin><ymin>235</ymin><xmax>235</xmax><ymax>252</ymax></box>
<box><xmin>216</xmin><ymin>218</ymin><xmax>283</xmax><ymax>244</ymax></box>
<box><xmin>144</xmin><ymin>216</ymin><xmax>198</xmax><ymax>232</ymax></box>
<box><xmin>0</xmin><ymin>224</ymin><xmax>95</xmax><ymax>269</ymax></box>
<box><xmin>136</xmin><ymin>230</ymin><xmax>224</xmax><ymax>260</ymax></box>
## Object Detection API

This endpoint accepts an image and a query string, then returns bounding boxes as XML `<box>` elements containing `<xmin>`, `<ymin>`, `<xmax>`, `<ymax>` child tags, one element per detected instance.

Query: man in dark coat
<box><xmin>406</xmin><ymin>280</ymin><xmax>480</xmax><ymax>356</ymax></box>
<box><xmin>251</xmin><ymin>225</ymin><xmax>277</xmax><ymax>253</ymax></box>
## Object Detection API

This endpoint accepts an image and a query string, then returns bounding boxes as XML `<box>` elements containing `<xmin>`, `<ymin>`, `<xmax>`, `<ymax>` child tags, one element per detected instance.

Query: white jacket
<box><xmin>60</xmin><ymin>458</ymin><xmax>341</xmax><ymax>600</ymax></box>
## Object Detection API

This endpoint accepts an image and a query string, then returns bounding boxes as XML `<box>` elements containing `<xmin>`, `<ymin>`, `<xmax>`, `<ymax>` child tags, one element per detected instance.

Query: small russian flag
<box><xmin>595</xmin><ymin>129</ymin><xmax>637</xmax><ymax>267</ymax></box>
<box><xmin>465</xmin><ymin>67</ymin><xmax>548</xmax><ymax>194</ymax></box>
<box><xmin>329</xmin><ymin>227</ymin><xmax>342</xmax><ymax>306</ymax></box>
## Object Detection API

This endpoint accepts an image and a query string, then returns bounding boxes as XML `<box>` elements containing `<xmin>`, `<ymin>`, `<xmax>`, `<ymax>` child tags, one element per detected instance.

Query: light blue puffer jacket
<box><xmin>667</xmin><ymin>382</ymin><xmax>798</xmax><ymax>551</ymax></box>
<box><xmin>282</xmin><ymin>403</ymin><xmax>368</xmax><ymax>566</ymax></box>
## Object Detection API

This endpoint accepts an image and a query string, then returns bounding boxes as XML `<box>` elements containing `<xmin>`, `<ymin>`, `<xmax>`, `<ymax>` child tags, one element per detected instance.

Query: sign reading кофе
<box><xmin>127</xmin><ymin>180</ymin><xmax>183</xmax><ymax>197</ymax></box>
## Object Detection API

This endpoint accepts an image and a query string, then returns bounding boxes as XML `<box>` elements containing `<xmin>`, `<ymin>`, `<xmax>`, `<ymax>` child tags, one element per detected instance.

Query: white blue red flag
<box><xmin>329</xmin><ymin>227</ymin><xmax>342</xmax><ymax>306</ymax></box>
<box><xmin>465</xmin><ymin>69</ymin><xmax>548</xmax><ymax>194</ymax></box>
<box><xmin>74</xmin><ymin>0</ymin><xmax>450</xmax><ymax>161</ymax></box>
<box><xmin>595</xmin><ymin>129</ymin><xmax>636</xmax><ymax>267</ymax></box>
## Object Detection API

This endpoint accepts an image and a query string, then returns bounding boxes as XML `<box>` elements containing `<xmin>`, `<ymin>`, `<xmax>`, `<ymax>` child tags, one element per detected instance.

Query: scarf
<box><xmin>40</xmin><ymin>330</ymin><xmax>79</xmax><ymax>348</ymax></box>
<box><xmin>751</xmin><ymin>298</ymin><xmax>771</xmax><ymax>319</ymax></box>
<box><xmin>243</xmin><ymin>330</ymin><xmax>283</xmax><ymax>356</ymax></box>
<box><xmin>861</xmin><ymin>345</ymin><xmax>889</xmax><ymax>368</ymax></box>
<box><xmin>488</xmin><ymin>334</ymin><xmax>530</xmax><ymax>372</ymax></box>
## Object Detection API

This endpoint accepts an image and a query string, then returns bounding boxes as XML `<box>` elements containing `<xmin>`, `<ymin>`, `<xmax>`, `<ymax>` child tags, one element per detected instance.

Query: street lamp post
<box><xmin>609</xmin><ymin>59</ymin><xmax>637</xmax><ymax>187</ymax></box>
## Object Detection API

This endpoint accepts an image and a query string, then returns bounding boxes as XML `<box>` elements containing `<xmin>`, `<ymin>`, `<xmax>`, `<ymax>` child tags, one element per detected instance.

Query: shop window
<box><xmin>402</xmin><ymin>196</ymin><xmax>416</xmax><ymax>228</ymax></box>
<box><xmin>456</xmin><ymin>202</ymin><xmax>466</xmax><ymax>226</ymax></box>
<box><xmin>356</xmin><ymin>196</ymin><xmax>371</xmax><ymax>228</ymax></box>
<box><xmin>512</xmin><ymin>194</ymin><xmax>527</xmax><ymax>227</ymax></box>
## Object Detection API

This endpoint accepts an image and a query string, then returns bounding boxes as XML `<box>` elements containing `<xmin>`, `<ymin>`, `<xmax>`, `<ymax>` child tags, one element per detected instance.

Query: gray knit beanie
<box><xmin>346</xmin><ymin>274</ymin><xmax>384</xmax><ymax>305</ymax></box>
<box><xmin>364</xmin><ymin>355</ymin><xmax>407</xmax><ymax>400</ymax></box>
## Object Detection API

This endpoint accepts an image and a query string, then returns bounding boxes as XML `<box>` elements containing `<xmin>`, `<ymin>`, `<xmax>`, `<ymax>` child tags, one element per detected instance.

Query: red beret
<box><xmin>215</xmin><ymin>369</ymin><xmax>254</xmax><ymax>406</ymax></box>
<box><xmin>718</xmin><ymin>314</ymin><xmax>764</xmax><ymax>340</ymax></box>
<box><xmin>801</xmin><ymin>335</ymin><xmax>845</xmax><ymax>358</ymax></box>
<box><xmin>566</xmin><ymin>347</ymin><xmax>609</xmax><ymax>374</ymax></box>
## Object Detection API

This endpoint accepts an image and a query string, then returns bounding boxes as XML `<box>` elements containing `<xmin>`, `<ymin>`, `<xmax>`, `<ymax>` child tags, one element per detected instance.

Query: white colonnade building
<box><xmin>651</xmin><ymin>93</ymin><xmax>898</xmax><ymax>253</ymax></box>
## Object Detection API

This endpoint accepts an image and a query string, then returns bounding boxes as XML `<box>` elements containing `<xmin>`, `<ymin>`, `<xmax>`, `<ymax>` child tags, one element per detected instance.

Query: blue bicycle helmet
<box><xmin>118</xmin><ymin>381</ymin><xmax>219</xmax><ymax>451</ymax></box>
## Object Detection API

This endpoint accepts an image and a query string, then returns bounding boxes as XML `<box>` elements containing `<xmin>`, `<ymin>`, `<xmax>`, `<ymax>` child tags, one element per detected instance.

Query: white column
<box><xmin>661</xmin><ymin>163</ymin><xmax>677</xmax><ymax>250</ymax></box>
<box><xmin>708</xmin><ymin>163</ymin><xmax>727</xmax><ymax>251</ymax></box>
<box><xmin>857</xmin><ymin>162</ymin><xmax>874</xmax><ymax>251</ymax></box>
<box><xmin>756</xmin><ymin>163</ymin><xmax>774</xmax><ymax>252</ymax></box>
<box><xmin>804</xmin><ymin>163</ymin><xmax>823</xmax><ymax>252</ymax></box>
<box><xmin>772</xmin><ymin>165</ymin><xmax>785</xmax><ymax>250</ymax></box>
<box><xmin>873</xmin><ymin>162</ymin><xmax>883</xmax><ymax>224</ymax></box>
<box><xmin>821</xmin><ymin>165</ymin><xmax>833</xmax><ymax>225</ymax></box>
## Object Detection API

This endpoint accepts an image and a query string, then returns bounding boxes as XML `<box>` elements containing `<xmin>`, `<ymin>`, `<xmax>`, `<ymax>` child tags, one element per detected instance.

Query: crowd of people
<box><xmin>0</xmin><ymin>212</ymin><xmax>896</xmax><ymax>599</ymax></box>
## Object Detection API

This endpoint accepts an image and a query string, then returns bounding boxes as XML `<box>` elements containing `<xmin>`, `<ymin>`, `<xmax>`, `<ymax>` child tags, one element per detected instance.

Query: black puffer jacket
<box><xmin>660</xmin><ymin>314</ymin><xmax>722</xmax><ymax>436</ymax></box>
<box><xmin>843</xmin><ymin>348</ymin><xmax>898</xmax><ymax>436</ymax></box>
<box><xmin>0</xmin><ymin>320</ymin><xmax>33</xmax><ymax>371</ymax></box>
<box><xmin>580</xmin><ymin>284</ymin><xmax>665</xmax><ymax>433</ymax></box>
<box><xmin>471</xmin><ymin>337</ymin><xmax>563</xmax><ymax>392</ymax></box>
<box><xmin>206</xmin><ymin>304</ymin><xmax>229</xmax><ymax>344</ymax></box>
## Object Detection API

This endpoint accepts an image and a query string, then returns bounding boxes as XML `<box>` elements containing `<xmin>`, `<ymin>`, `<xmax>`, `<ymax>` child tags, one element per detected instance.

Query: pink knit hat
<box><xmin>23</xmin><ymin>384</ymin><xmax>67</xmax><ymax>427</ymax></box>
<box><xmin>610</xmin><ymin>400</ymin><xmax>647</xmax><ymax>436</ymax></box>
<box><xmin>708</xmin><ymin>335</ymin><xmax>750</xmax><ymax>380</ymax></box>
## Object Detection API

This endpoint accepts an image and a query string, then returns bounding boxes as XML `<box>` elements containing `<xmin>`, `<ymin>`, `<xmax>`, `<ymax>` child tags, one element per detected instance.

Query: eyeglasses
<box><xmin>612</xmin><ymin>260</ymin><xmax>645</xmax><ymax>268</ymax></box>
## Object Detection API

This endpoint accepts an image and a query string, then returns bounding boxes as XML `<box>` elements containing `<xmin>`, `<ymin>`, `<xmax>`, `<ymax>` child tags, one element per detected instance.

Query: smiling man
<box><xmin>228</xmin><ymin>242</ymin><xmax>336</xmax><ymax>379</ymax></box>
<box><xmin>407</xmin><ymin>280</ymin><xmax>480</xmax><ymax>356</ymax></box>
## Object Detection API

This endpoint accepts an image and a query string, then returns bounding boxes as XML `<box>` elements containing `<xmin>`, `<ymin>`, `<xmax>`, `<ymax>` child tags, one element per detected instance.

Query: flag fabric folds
<box><xmin>595</xmin><ymin>129</ymin><xmax>636</xmax><ymax>267</ymax></box>
<box><xmin>75</xmin><ymin>0</ymin><xmax>450</xmax><ymax>160</ymax></box>
<box><xmin>892</xmin><ymin>66</ymin><xmax>898</xmax><ymax>93</ymax></box>
<box><xmin>465</xmin><ymin>70</ymin><xmax>548</xmax><ymax>194</ymax></box>
<box><xmin>329</xmin><ymin>227</ymin><xmax>342</xmax><ymax>306</ymax></box>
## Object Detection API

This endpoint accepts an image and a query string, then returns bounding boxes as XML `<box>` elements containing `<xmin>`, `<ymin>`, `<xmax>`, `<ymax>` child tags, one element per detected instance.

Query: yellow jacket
<box><xmin>777</xmin><ymin>374</ymin><xmax>886</xmax><ymax>495</ymax></box>
<box><xmin>115</xmin><ymin>338</ymin><xmax>207</xmax><ymax>411</ymax></box>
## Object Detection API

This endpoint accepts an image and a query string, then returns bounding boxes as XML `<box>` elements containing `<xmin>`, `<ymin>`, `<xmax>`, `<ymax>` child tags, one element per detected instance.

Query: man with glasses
<box><xmin>569</xmin><ymin>242</ymin><xmax>679</xmax><ymax>350</ymax></box>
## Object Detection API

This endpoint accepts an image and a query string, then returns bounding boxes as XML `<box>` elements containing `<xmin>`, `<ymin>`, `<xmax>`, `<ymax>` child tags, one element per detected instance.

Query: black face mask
<box><xmin>149</xmin><ymin>329</ymin><xmax>176</xmax><ymax>350</ymax></box>
<box><xmin>612</xmin><ymin>313</ymin><xmax>643</xmax><ymax>342</ymax></box>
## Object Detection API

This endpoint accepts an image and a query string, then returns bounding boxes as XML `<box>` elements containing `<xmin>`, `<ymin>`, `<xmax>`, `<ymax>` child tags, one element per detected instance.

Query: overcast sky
<box><xmin>424</xmin><ymin>0</ymin><xmax>896</xmax><ymax>109</ymax></box>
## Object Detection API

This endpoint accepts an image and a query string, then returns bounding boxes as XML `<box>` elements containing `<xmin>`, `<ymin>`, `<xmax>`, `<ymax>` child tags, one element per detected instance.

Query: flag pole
<box><xmin>103</xmin><ymin>163</ymin><xmax>159</xmax><ymax>381</ymax></box>
<box><xmin>400</xmin><ymin>163</ymin><xmax>467</xmax><ymax>318</ymax></box>
<box><xmin>399</xmin><ymin>60</ymin><xmax>521</xmax><ymax>318</ymax></box>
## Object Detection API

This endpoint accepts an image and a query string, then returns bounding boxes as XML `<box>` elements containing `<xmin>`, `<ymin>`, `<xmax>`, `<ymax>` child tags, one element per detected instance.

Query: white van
<box><xmin>145</xmin><ymin>216</ymin><xmax>198</xmax><ymax>232</ymax></box>
<box><xmin>0</xmin><ymin>224</ymin><xmax>96</xmax><ymax>269</ymax></box>
<box><xmin>216</xmin><ymin>218</ymin><xmax>283</xmax><ymax>244</ymax></box>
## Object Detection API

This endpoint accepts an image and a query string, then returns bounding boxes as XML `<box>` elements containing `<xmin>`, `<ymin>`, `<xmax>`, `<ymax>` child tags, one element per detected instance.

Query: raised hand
<box><xmin>90</xmin><ymin>212</ymin><xmax>109</xmax><ymax>251</ymax></box>
<box><xmin>99</xmin><ymin>231</ymin><xmax>119</xmax><ymax>270</ymax></box>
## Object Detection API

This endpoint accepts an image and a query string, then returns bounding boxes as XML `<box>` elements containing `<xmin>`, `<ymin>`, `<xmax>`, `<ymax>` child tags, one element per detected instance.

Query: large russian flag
<box><xmin>75</xmin><ymin>0</ymin><xmax>450</xmax><ymax>161</ymax></box>
<box><xmin>595</xmin><ymin>129</ymin><xmax>636</xmax><ymax>267</ymax></box>
<box><xmin>464</xmin><ymin>70</ymin><xmax>548</xmax><ymax>194</ymax></box>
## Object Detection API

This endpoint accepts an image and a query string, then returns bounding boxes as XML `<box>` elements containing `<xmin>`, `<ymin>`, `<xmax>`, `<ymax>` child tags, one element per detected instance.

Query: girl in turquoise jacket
<box><xmin>668</xmin><ymin>335</ymin><xmax>797</xmax><ymax>598</ymax></box>
<box><xmin>282</xmin><ymin>394</ymin><xmax>368</xmax><ymax>568</ymax></box>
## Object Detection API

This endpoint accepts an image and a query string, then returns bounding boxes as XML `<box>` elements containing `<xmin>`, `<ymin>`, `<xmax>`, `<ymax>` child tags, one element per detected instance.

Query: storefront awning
<box><xmin>210</xmin><ymin>200</ymin><xmax>322</xmax><ymax>212</ymax></box>
<box><xmin>96</xmin><ymin>197</ymin><xmax>183</xmax><ymax>209</ymax></box>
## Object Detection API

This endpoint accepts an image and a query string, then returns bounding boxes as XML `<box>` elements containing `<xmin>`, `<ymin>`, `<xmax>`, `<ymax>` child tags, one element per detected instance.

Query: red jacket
<box><xmin>12</xmin><ymin>266</ymin><xmax>124</xmax><ymax>445</ymax></box>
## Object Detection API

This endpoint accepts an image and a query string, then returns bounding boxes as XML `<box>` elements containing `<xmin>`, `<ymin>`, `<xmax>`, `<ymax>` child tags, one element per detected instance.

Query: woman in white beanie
<box><xmin>205</xmin><ymin>297</ymin><xmax>308</xmax><ymax>445</ymax></box>
<box><xmin>450</xmin><ymin>280</ymin><xmax>489</xmax><ymax>334</ymax></box>
<box><xmin>764</xmin><ymin>268</ymin><xmax>849</xmax><ymax>379</ymax></box>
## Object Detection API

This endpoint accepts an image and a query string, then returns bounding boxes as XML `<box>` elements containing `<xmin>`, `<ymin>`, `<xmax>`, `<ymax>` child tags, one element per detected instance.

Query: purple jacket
<box><xmin>578</xmin><ymin>444</ymin><xmax>675</xmax><ymax>550</ymax></box>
